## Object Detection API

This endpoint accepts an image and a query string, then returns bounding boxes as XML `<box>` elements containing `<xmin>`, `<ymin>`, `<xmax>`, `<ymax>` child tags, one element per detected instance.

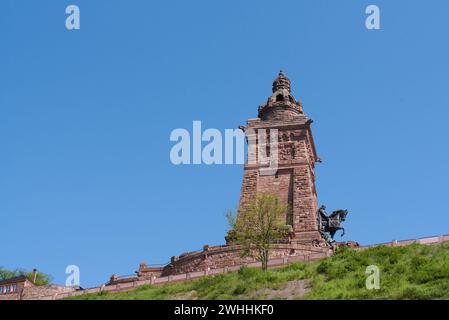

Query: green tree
<box><xmin>0</xmin><ymin>267</ymin><xmax>17</xmax><ymax>280</ymax></box>
<box><xmin>226</xmin><ymin>193</ymin><xmax>290</xmax><ymax>271</ymax></box>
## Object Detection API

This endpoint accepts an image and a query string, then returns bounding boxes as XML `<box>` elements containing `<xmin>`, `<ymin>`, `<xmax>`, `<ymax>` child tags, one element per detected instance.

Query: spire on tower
<box><xmin>272</xmin><ymin>70</ymin><xmax>291</xmax><ymax>93</ymax></box>
<box><xmin>258</xmin><ymin>70</ymin><xmax>305</xmax><ymax>120</ymax></box>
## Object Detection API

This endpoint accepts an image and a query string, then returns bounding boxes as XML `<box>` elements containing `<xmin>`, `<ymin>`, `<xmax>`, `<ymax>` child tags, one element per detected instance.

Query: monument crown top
<box><xmin>272</xmin><ymin>70</ymin><xmax>291</xmax><ymax>93</ymax></box>
<box><xmin>258</xmin><ymin>70</ymin><xmax>305</xmax><ymax>121</ymax></box>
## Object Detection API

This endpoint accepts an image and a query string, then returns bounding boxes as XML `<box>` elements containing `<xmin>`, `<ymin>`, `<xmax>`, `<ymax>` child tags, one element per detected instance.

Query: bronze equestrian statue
<box><xmin>317</xmin><ymin>205</ymin><xmax>348</xmax><ymax>243</ymax></box>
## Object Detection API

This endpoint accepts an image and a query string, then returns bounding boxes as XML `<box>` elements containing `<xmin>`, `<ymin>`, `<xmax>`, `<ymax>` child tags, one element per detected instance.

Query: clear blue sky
<box><xmin>1</xmin><ymin>0</ymin><xmax>448</xmax><ymax>287</ymax></box>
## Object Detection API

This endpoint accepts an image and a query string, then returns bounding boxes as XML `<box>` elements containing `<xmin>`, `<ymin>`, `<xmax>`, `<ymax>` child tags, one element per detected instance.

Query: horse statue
<box><xmin>317</xmin><ymin>205</ymin><xmax>348</xmax><ymax>243</ymax></box>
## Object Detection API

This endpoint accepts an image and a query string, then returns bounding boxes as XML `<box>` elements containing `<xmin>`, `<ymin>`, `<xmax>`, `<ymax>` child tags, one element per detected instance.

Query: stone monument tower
<box><xmin>136</xmin><ymin>71</ymin><xmax>333</xmax><ymax>279</ymax></box>
<box><xmin>237</xmin><ymin>70</ymin><xmax>323</xmax><ymax>245</ymax></box>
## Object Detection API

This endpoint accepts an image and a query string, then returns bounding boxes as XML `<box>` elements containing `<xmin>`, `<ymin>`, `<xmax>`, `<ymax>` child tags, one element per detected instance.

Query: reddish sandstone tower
<box><xmin>135</xmin><ymin>71</ymin><xmax>330</xmax><ymax>279</ymax></box>
<box><xmin>237</xmin><ymin>70</ymin><xmax>323</xmax><ymax>245</ymax></box>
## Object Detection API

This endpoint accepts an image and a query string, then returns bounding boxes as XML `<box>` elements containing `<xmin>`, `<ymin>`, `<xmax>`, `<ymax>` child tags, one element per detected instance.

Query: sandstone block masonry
<box><xmin>235</xmin><ymin>70</ymin><xmax>323</xmax><ymax>245</ymax></box>
<box><xmin>109</xmin><ymin>234</ymin><xmax>449</xmax><ymax>290</ymax></box>
<box><xmin>158</xmin><ymin>244</ymin><xmax>331</xmax><ymax>277</ymax></box>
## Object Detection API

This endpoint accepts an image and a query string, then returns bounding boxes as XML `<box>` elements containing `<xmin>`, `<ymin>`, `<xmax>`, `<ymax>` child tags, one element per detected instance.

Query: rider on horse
<box><xmin>317</xmin><ymin>205</ymin><xmax>348</xmax><ymax>243</ymax></box>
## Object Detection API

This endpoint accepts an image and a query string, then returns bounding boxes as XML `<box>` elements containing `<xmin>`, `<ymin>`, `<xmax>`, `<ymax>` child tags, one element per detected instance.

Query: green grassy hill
<box><xmin>68</xmin><ymin>242</ymin><xmax>449</xmax><ymax>300</ymax></box>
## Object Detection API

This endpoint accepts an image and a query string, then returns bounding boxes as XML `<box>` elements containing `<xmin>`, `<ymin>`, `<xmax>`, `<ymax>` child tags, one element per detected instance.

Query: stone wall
<box><xmin>160</xmin><ymin>243</ymin><xmax>332</xmax><ymax>276</ymax></box>
<box><xmin>0</xmin><ymin>284</ymin><xmax>75</xmax><ymax>300</ymax></box>
<box><xmin>21</xmin><ymin>285</ymin><xmax>75</xmax><ymax>300</ymax></box>
<box><xmin>21</xmin><ymin>233</ymin><xmax>449</xmax><ymax>300</ymax></box>
<box><xmin>0</xmin><ymin>293</ymin><xmax>20</xmax><ymax>300</ymax></box>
